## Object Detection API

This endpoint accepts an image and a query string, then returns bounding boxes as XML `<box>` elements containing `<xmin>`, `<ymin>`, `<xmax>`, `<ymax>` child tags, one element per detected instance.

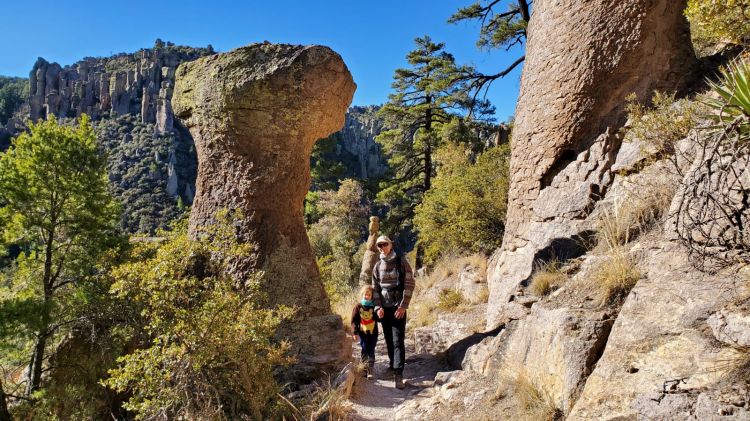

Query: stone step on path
<box><xmin>347</xmin><ymin>335</ymin><xmax>448</xmax><ymax>420</ymax></box>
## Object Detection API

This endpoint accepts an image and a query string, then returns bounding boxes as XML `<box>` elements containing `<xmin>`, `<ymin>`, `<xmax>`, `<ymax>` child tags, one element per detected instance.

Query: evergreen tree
<box><xmin>0</xmin><ymin>115</ymin><xmax>119</xmax><ymax>397</ymax></box>
<box><xmin>376</xmin><ymin>36</ymin><xmax>483</xmax><ymax>262</ymax></box>
<box><xmin>449</xmin><ymin>0</ymin><xmax>531</xmax><ymax>102</ymax></box>
<box><xmin>0</xmin><ymin>76</ymin><xmax>28</xmax><ymax>126</ymax></box>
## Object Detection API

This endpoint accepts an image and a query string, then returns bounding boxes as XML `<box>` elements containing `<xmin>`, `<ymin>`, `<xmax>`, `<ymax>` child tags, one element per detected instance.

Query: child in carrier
<box><xmin>351</xmin><ymin>285</ymin><xmax>379</xmax><ymax>379</ymax></box>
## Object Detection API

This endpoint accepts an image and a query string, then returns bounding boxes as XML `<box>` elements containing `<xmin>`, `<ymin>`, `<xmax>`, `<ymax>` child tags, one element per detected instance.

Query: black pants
<box><xmin>381</xmin><ymin>306</ymin><xmax>406</xmax><ymax>374</ymax></box>
<box><xmin>359</xmin><ymin>333</ymin><xmax>377</xmax><ymax>366</ymax></box>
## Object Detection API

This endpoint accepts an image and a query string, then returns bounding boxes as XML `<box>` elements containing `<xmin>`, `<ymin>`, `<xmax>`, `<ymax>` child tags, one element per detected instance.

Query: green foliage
<box><xmin>105</xmin><ymin>215</ymin><xmax>292</xmax><ymax>420</ymax></box>
<box><xmin>414</xmin><ymin>142</ymin><xmax>510</xmax><ymax>265</ymax></box>
<box><xmin>702</xmin><ymin>58</ymin><xmax>750</xmax><ymax>137</ymax></box>
<box><xmin>686</xmin><ymin>0</ymin><xmax>750</xmax><ymax>51</ymax></box>
<box><xmin>377</xmin><ymin>36</ymin><xmax>478</xmax><ymax>239</ymax></box>
<box><xmin>95</xmin><ymin>114</ymin><xmax>197</xmax><ymax>234</ymax></box>
<box><xmin>448</xmin><ymin>1</ymin><xmax>530</xmax><ymax>100</ymax></box>
<box><xmin>0</xmin><ymin>76</ymin><xmax>28</xmax><ymax>125</ymax></box>
<box><xmin>0</xmin><ymin>115</ymin><xmax>121</xmax><ymax>401</ymax></box>
<box><xmin>310</xmin><ymin>133</ymin><xmax>350</xmax><ymax>192</ymax></box>
<box><xmin>308</xmin><ymin>180</ymin><xmax>369</xmax><ymax>303</ymax></box>
<box><xmin>624</xmin><ymin>91</ymin><xmax>702</xmax><ymax>159</ymax></box>
<box><xmin>437</xmin><ymin>288</ymin><xmax>465</xmax><ymax>311</ymax></box>
<box><xmin>449</xmin><ymin>1</ymin><xmax>530</xmax><ymax>51</ymax></box>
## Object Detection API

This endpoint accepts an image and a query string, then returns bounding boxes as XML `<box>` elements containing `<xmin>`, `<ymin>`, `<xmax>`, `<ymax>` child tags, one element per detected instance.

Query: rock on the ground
<box><xmin>486</xmin><ymin>0</ymin><xmax>698</xmax><ymax>328</ymax></box>
<box><xmin>568</xmin><ymin>241</ymin><xmax>742</xmax><ymax>420</ymax></box>
<box><xmin>708</xmin><ymin>305</ymin><xmax>750</xmax><ymax>348</ymax></box>
<box><xmin>413</xmin><ymin>306</ymin><xmax>484</xmax><ymax>356</ymax></box>
<box><xmin>172</xmin><ymin>42</ymin><xmax>356</xmax><ymax>381</ymax></box>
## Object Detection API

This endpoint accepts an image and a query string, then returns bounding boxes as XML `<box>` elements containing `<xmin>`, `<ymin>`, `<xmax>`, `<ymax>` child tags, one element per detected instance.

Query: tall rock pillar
<box><xmin>172</xmin><ymin>43</ymin><xmax>356</xmax><ymax>381</ymax></box>
<box><xmin>487</xmin><ymin>0</ymin><xmax>697</xmax><ymax>328</ymax></box>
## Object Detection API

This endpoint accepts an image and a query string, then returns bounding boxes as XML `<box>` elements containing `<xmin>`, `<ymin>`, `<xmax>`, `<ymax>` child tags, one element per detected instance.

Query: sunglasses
<box><xmin>376</xmin><ymin>243</ymin><xmax>390</xmax><ymax>248</ymax></box>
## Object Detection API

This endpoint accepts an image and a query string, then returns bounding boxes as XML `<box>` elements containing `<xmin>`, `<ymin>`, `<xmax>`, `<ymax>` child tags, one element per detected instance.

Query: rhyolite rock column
<box><xmin>172</xmin><ymin>43</ymin><xmax>356</xmax><ymax>380</ymax></box>
<box><xmin>486</xmin><ymin>0</ymin><xmax>698</xmax><ymax>328</ymax></box>
<box><xmin>359</xmin><ymin>216</ymin><xmax>381</xmax><ymax>285</ymax></box>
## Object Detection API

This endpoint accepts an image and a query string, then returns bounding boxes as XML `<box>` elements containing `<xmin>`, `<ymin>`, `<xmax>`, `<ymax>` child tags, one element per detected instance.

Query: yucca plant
<box><xmin>701</xmin><ymin>58</ymin><xmax>750</xmax><ymax>137</ymax></box>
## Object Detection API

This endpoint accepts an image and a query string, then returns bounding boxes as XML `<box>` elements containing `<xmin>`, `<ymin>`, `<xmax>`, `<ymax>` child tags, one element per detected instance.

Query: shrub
<box><xmin>307</xmin><ymin>179</ymin><xmax>369</xmax><ymax>306</ymax></box>
<box><xmin>414</xmin><ymin>143</ymin><xmax>510</xmax><ymax>265</ymax></box>
<box><xmin>702</xmin><ymin>58</ymin><xmax>750</xmax><ymax>134</ymax></box>
<box><xmin>675</xmin><ymin>58</ymin><xmax>750</xmax><ymax>271</ymax></box>
<box><xmin>104</xmin><ymin>215</ymin><xmax>292</xmax><ymax>420</ymax></box>
<box><xmin>685</xmin><ymin>0</ymin><xmax>750</xmax><ymax>52</ymax></box>
<box><xmin>529</xmin><ymin>260</ymin><xmax>567</xmax><ymax>296</ymax></box>
<box><xmin>437</xmin><ymin>288</ymin><xmax>466</xmax><ymax>312</ymax></box>
<box><xmin>624</xmin><ymin>91</ymin><xmax>701</xmax><ymax>164</ymax></box>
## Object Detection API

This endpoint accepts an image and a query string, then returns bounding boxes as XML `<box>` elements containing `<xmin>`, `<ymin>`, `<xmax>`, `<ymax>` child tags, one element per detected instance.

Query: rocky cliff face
<box><xmin>389</xmin><ymin>1</ymin><xmax>750</xmax><ymax>419</ymax></box>
<box><xmin>28</xmin><ymin>43</ymin><xmax>213</xmax><ymax>134</ymax></box>
<box><xmin>172</xmin><ymin>42</ymin><xmax>356</xmax><ymax>381</ymax></box>
<box><xmin>487</xmin><ymin>0</ymin><xmax>698</xmax><ymax>328</ymax></box>
<box><xmin>339</xmin><ymin>105</ymin><xmax>387</xmax><ymax>179</ymax></box>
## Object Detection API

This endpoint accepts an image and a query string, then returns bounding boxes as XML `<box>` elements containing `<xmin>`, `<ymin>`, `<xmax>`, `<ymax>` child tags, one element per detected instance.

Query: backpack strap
<box><xmin>395</xmin><ymin>255</ymin><xmax>405</xmax><ymax>293</ymax></box>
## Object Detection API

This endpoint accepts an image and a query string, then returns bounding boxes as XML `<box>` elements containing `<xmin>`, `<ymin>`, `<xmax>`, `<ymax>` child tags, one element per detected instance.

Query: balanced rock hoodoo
<box><xmin>172</xmin><ymin>43</ymin><xmax>356</xmax><ymax>380</ymax></box>
<box><xmin>487</xmin><ymin>0</ymin><xmax>698</xmax><ymax>328</ymax></box>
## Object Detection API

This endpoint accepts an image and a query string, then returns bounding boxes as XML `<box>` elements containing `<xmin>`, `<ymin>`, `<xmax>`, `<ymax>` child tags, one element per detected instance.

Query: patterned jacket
<box><xmin>351</xmin><ymin>303</ymin><xmax>379</xmax><ymax>336</ymax></box>
<box><xmin>372</xmin><ymin>251</ymin><xmax>415</xmax><ymax>309</ymax></box>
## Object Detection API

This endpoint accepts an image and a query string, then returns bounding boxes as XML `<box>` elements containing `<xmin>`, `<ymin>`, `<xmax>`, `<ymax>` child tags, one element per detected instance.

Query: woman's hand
<box><xmin>395</xmin><ymin>307</ymin><xmax>407</xmax><ymax>319</ymax></box>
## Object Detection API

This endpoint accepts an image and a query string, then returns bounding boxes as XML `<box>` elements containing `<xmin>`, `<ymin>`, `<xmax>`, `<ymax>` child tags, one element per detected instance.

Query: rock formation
<box><xmin>172</xmin><ymin>42</ymin><xmax>356</xmax><ymax>380</ymax></box>
<box><xmin>359</xmin><ymin>216</ymin><xmax>381</xmax><ymax>284</ymax></box>
<box><xmin>339</xmin><ymin>106</ymin><xmax>387</xmax><ymax>179</ymax></box>
<box><xmin>28</xmin><ymin>44</ymin><xmax>212</xmax><ymax>133</ymax></box>
<box><xmin>487</xmin><ymin>0</ymin><xmax>698</xmax><ymax>328</ymax></box>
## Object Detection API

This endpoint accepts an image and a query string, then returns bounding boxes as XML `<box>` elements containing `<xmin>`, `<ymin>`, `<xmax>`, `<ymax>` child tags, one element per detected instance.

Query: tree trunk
<box><xmin>25</xmin><ymin>224</ymin><xmax>54</xmax><ymax>396</ymax></box>
<box><xmin>0</xmin><ymin>379</ymin><xmax>12</xmax><ymax>421</ymax></box>
<box><xmin>24</xmin><ymin>333</ymin><xmax>47</xmax><ymax>396</ymax></box>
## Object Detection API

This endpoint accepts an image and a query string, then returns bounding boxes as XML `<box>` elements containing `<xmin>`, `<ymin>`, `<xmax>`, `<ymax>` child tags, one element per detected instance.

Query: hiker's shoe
<box><xmin>362</xmin><ymin>367</ymin><xmax>369</xmax><ymax>378</ymax></box>
<box><xmin>367</xmin><ymin>365</ymin><xmax>375</xmax><ymax>379</ymax></box>
<box><xmin>394</xmin><ymin>373</ymin><xmax>405</xmax><ymax>389</ymax></box>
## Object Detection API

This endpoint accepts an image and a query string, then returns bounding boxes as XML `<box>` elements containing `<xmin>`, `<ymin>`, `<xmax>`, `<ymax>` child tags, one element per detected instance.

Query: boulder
<box><xmin>708</xmin><ymin>305</ymin><xmax>750</xmax><ymax>348</ymax></box>
<box><xmin>568</xmin><ymin>241</ymin><xmax>741</xmax><ymax>419</ymax></box>
<box><xmin>487</xmin><ymin>0</ymin><xmax>698</xmax><ymax>328</ymax></box>
<box><xmin>172</xmin><ymin>42</ymin><xmax>356</xmax><ymax>380</ymax></box>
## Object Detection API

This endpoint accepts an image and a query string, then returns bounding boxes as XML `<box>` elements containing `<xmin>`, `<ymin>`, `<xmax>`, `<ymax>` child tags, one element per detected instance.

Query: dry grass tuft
<box><xmin>589</xmin><ymin>248</ymin><xmax>641</xmax><ymax>307</ymax></box>
<box><xmin>597</xmin><ymin>178</ymin><xmax>675</xmax><ymax>250</ymax></box>
<box><xmin>477</xmin><ymin>285</ymin><xmax>490</xmax><ymax>303</ymax></box>
<box><xmin>410</xmin><ymin>300</ymin><xmax>438</xmax><ymax>329</ymax></box>
<box><xmin>288</xmin><ymin>375</ymin><xmax>351</xmax><ymax>421</ymax></box>
<box><xmin>497</xmin><ymin>365</ymin><xmax>562</xmax><ymax>421</ymax></box>
<box><xmin>721</xmin><ymin>346</ymin><xmax>750</xmax><ymax>383</ymax></box>
<box><xmin>330</xmin><ymin>287</ymin><xmax>358</xmax><ymax>332</ymax></box>
<box><xmin>529</xmin><ymin>260</ymin><xmax>567</xmax><ymax>296</ymax></box>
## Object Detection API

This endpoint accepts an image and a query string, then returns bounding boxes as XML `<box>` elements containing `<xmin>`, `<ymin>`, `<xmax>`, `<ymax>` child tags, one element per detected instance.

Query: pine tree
<box><xmin>0</xmin><ymin>115</ymin><xmax>119</xmax><ymax>396</ymax></box>
<box><xmin>376</xmin><ymin>36</ymin><xmax>485</xmax><ymax>263</ymax></box>
<box><xmin>449</xmin><ymin>0</ymin><xmax>531</xmax><ymax>101</ymax></box>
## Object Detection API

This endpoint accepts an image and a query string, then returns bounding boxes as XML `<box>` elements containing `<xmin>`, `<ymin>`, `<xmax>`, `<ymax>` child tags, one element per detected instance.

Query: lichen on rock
<box><xmin>172</xmin><ymin>42</ymin><xmax>356</xmax><ymax>381</ymax></box>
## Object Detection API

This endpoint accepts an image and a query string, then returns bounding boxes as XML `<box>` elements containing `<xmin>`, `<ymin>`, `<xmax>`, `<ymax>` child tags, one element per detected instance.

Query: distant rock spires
<box><xmin>27</xmin><ymin>44</ymin><xmax>213</xmax><ymax>135</ymax></box>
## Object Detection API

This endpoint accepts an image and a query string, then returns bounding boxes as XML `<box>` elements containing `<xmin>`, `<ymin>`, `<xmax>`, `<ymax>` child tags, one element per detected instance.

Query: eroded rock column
<box><xmin>172</xmin><ymin>43</ymin><xmax>356</xmax><ymax>380</ymax></box>
<box><xmin>487</xmin><ymin>0</ymin><xmax>697</xmax><ymax>328</ymax></box>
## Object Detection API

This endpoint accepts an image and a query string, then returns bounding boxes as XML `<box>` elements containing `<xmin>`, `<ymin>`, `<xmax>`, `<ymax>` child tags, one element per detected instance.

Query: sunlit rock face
<box><xmin>173</xmin><ymin>42</ymin><xmax>356</xmax><ymax>381</ymax></box>
<box><xmin>486</xmin><ymin>0</ymin><xmax>697</xmax><ymax>328</ymax></box>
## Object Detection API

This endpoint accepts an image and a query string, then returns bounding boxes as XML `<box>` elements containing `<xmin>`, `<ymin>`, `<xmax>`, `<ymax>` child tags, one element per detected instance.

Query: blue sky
<box><xmin>1</xmin><ymin>0</ymin><xmax>523</xmax><ymax>121</ymax></box>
